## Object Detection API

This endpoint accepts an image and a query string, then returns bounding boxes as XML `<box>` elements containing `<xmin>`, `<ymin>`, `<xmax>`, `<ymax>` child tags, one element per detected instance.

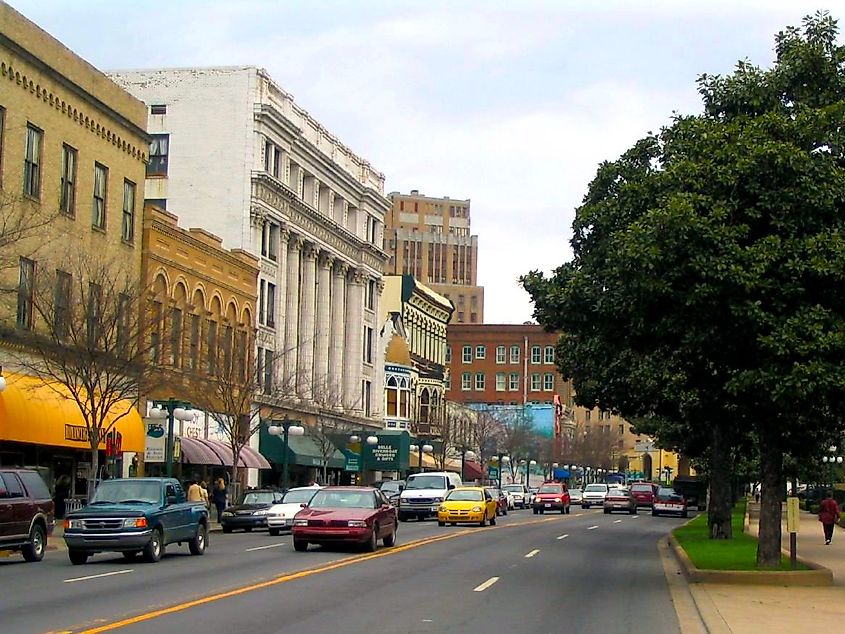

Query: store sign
<box><xmin>368</xmin><ymin>437</ymin><xmax>403</xmax><ymax>470</ymax></box>
<box><xmin>145</xmin><ymin>422</ymin><xmax>166</xmax><ymax>462</ymax></box>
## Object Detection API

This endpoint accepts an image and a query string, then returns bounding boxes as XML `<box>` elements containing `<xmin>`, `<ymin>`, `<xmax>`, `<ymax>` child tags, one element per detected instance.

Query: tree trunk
<box><xmin>757</xmin><ymin>437</ymin><xmax>784</xmax><ymax>568</ymax></box>
<box><xmin>88</xmin><ymin>444</ymin><xmax>100</xmax><ymax>501</ymax></box>
<box><xmin>708</xmin><ymin>422</ymin><xmax>733</xmax><ymax>539</ymax></box>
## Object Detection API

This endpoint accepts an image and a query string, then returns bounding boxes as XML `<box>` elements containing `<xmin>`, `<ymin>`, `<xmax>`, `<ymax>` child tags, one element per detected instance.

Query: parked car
<box><xmin>266</xmin><ymin>486</ymin><xmax>321</xmax><ymax>536</ymax></box>
<box><xmin>398</xmin><ymin>471</ymin><xmax>462</xmax><ymax>522</ymax></box>
<box><xmin>63</xmin><ymin>478</ymin><xmax>208</xmax><ymax>564</ymax></box>
<box><xmin>437</xmin><ymin>487</ymin><xmax>498</xmax><ymax>527</ymax></box>
<box><xmin>291</xmin><ymin>486</ymin><xmax>397</xmax><ymax>552</ymax></box>
<box><xmin>375</xmin><ymin>480</ymin><xmax>404</xmax><ymax>507</ymax></box>
<box><xmin>221</xmin><ymin>489</ymin><xmax>284</xmax><ymax>533</ymax></box>
<box><xmin>532</xmin><ymin>482</ymin><xmax>571</xmax><ymax>514</ymax></box>
<box><xmin>568</xmin><ymin>488</ymin><xmax>583</xmax><ymax>505</ymax></box>
<box><xmin>603</xmin><ymin>488</ymin><xmax>637</xmax><ymax>515</ymax></box>
<box><xmin>629</xmin><ymin>482</ymin><xmax>658</xmax><ymax>507</ymax></box>
<box><xmin>581</xmin><ymin>483</ymin><xmax>609</xmax><ymax>509</ymax></box>
<box><xmin>0</xmin><ymin>468</ymin><xmax>54</xmax><ymax>562</ymax></box>
<box><xmin>485</xmin><ymin>487</ymin><xmax>509</xmax><ymax>516</ymax></box>
<box><xmin>502</xmin><ymin>483</ymin><xmax>530</xmax><ymax>509</ymax></box>
<box><xmin>652</xmin><ymin>487</ymin><xmax>689</xmax><ymax>518</ymax></box>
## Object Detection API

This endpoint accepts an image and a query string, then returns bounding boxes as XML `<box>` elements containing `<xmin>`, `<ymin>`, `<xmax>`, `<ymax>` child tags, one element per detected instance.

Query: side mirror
<box><xmin>398</xmin><ymin>484</ymin><xmax>405</xmax><ymax>491</ymax></box>
<box><xmin>448</xmin><ymin>483</ymin><xmax>456</xmax><ymax>490</ymax></box>
<box><xmin>300</xmin><ymin>503</ymin><xmax>307</xmax><ymax>508</ymax></box>
<box><xmin>166</xmin><ymin>495</ymin><xmax>178</xmax><ymax>505</ymax></box>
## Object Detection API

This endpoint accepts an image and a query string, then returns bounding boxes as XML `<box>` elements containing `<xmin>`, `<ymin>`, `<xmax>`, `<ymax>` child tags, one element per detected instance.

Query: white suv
<box><xmin>398</xmin><ymin>472</ymin><xmax>462</xmax><ymax>521</ymax></box>
<box><xmin>581</xmin><ymin>483</ymin><xmax>609</xmax><ymax>509</ymax></box>
<box><xmin>502</xmin><ymin>483</ymin><xmax>530</xmax><ymax>509</ymax></box>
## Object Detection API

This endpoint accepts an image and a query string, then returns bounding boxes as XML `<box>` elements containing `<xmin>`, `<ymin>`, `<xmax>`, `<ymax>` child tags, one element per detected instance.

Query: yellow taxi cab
<box><xmin>437</xmin><ymin>486</ymin><xmax>498</xmax><ymax>527</ymax></box>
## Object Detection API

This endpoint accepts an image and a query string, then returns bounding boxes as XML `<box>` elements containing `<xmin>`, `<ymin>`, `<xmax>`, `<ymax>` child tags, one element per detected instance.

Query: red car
<box><xmin>485</xmin><ymin>487</ymin><xmax>509</xmax><ymax>516</ymax></box>
<box><xmin>292</xmin><ymin>486</ymin><xmax>398</xmax><ymax>552</ymax></box>
<box><xmin>532</xmin><ymin>482</ymin><xmax>571</xmax><ymax>514</ymax></box>
<box><xmin>629</xmin><ymin>482</ymin><xmax>658</xmax><ymax>507</ymax></box>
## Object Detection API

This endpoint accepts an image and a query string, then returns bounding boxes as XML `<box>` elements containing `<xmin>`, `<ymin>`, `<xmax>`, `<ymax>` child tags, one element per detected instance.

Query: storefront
<box><xmin>0</xmin><ymin>373</ymin><xmax>145</xmax><ymax>515</ymax></box>
<box><xmin>258</xmin><ymin>426</ymin><xmax>347</xmax><ymax>487</ymax></box>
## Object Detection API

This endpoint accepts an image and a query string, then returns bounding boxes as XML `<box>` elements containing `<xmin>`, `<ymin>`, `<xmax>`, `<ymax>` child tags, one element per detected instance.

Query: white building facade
<box><xmin>111</xmin><ymin>67</ymin><xmax>388</xmax><ymax>442</ymax></box>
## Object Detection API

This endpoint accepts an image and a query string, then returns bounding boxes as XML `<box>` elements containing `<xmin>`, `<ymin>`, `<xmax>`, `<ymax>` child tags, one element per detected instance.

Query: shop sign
<box><xmin>367</xmin><ymin>437</ymin><xmax>403</xmax><ymax>470</ymax></box>
<box><xmin>488</xmin><ymin>466</ymin><xmax>499</xmax><ymax>479</ymax></box>
<box><xmin>145</xmin><ymin>422</ymin><xmax>166</xmax><ymax>462</ymax></box>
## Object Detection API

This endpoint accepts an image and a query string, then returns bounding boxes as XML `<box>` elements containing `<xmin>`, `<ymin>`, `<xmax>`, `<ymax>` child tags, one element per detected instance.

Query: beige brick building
<box><xmin>385</xmin><ymin>190</ymin><xmax>484</xmax><ymax>324</ymax></box>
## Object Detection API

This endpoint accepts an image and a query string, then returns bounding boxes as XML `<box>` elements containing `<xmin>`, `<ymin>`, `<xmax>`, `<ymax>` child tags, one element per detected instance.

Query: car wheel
<box><xmin>293</xmin><ymin>539</ymin><xmax>308</xmax><ymax>552</ymax></box>
<box><xmin>68</xmin><ymin>549</ymin><xmax>89</xmax><ymax>565</ymax></box>
<box><xmin>383</xmin><ymin>525</ymin><xmax>397</xmax><ymax>547</ymax></box>
<box><xmin>143</xmin><ymin>528</ymin><xmax>164</xmax><ymax>563</ymax></box>
<box><xmin>189</xmin><ymin>523</ymin><xmax>207</xmax><ymax>556</ymax></box>
<box><xmin>22</xmin><ymin>524</ymin><xmax>46</xmax><ymax>562</ymax></box>
<box><xmin>122</xmin><ymin>551</ymin><xmax>140</xmax><ymax>562</ymax></box>
<box><xmin>438</xmin><ymin>521</ymin><xmax>445</xmax><ymax>527</ymax></box>
<box><xmin>451</xmin><ymin>522</ymin><xmax>457</xmax><ymax>526</ymax></box>
<box><xmin>244</xmin><ymin>527</ymin><xmax>253</xmax><ymax>533</ymax></box>
<box><xmin>365</xmin><ymin>526</ymin><xmax>378</xmax><ymax>552</ymax></box>
<box><xmin>268</xmin><ymin>528</ymin><xmax>280</xmax><ymax>537</ymax></box>
<box><xmin>222</xmin><ymin>526</ymin><xmax>233</xmax><ymax>534</ymax></box>
<box><xmin>682</xmin><ymin>510</ymin><xmax>689</xmax><ymax>518</ymax></box>
<box><xmin>582</xmin><ymin>504</ymin><xmax>588</xmax><ymax>509</ymax></box>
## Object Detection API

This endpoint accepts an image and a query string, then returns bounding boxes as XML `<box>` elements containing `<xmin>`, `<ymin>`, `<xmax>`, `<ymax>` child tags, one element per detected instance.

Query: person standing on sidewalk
<box><xmin>212</xmin><ymin>477</ymin><xmax>228</xmax><ymax>523</ymax></box>
<box><xmin>818</xmin><ymin>491</ymin><xmax>840</xmax><ymax>545</ymax></box>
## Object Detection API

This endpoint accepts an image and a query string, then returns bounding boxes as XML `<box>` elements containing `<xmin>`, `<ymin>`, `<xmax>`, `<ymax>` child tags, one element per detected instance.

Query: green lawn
<box><xmin>673</xmin><ymin>500</ymin><xmax>807</xmax><ymax>571</ymax></box>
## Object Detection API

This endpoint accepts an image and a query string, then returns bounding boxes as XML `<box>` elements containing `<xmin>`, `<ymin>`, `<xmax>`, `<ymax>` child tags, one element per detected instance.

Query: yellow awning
<box><xmin>408</xmin><ymin>452</ymin><xmax>462</xmax><ymax>472</ymax></box>
<box><xmin>0</xmin><ymin>373</ymin><xmax>144</xmax><ymax>453</ymax></box>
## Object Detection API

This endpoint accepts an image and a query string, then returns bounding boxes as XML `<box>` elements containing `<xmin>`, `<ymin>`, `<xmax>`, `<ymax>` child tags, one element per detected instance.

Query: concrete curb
<box><xmin>668</xmin><ymin>532</ymin><xmax>833</xmax><ymax>586</ymax></box>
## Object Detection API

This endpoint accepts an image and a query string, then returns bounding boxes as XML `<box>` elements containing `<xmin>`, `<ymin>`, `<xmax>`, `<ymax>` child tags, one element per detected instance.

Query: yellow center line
<box><xmin>74</xmin><ymin>515</ymin><xmax>565</xmax><ymax>633</ymax></box>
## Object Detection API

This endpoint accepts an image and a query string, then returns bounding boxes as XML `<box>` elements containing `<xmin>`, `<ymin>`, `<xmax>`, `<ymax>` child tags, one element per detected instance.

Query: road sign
<box><xmin>635</xmin><ymin>440</ymin><xmax>655</xmax><ymax>452</ymax></box>
<box><xmin>786</xmin><ymin>497</ymin><xmax>800</xmax><ymax>533</ymax></box>
<box><xmin>488</xmin><ymin>467</ymin><xmax>499</xmax><ymax>479</ymax></box>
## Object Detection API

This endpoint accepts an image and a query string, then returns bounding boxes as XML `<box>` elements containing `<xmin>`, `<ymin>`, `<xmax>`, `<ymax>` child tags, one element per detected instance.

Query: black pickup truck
<box><xmin>63</xmin><ymin>478</ymin><xmax>208</xmax><ymax>565</ymax></box>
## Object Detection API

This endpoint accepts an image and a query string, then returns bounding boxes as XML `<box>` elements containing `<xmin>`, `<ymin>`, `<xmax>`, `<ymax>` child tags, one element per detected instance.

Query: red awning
<box><xmin>178</xmin><ymin>437</ymin><xmax>270</xmax><ymax>469</ymax></box>
<box><xmin>463</xmin><ymin>461</ymin><xmax>484</xmax><ymax>481</ymax></box>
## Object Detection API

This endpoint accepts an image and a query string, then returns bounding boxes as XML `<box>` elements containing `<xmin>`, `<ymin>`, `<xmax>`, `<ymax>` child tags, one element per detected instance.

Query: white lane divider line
<box><xmin>473</xmin><ymin>576</ymin><xmax>500</xmax><ymax>592</ymax></box>
<box><xmin>245</xmin><ymin>542</ymin><xmax>287</xmax><ymax>552</ymax></box>
<box><xmin>587</xmin><ymin>525</ymin><xmax>599</xmax><ymax>531</ymax></box>
<box><xmin>613</xmin><ymin>519</ymin><xmax>623</xmax><ymax>524</ymax></box>
<box><xmin>64</xmin><ymin>569</ymin><xmax>133</xmax><ymax>583</ymax></box>
<box><xmin>525</xmin><ymin>549</ymin><xmax>540</xmax><ymax>558</ymax></box>
<box><xmin>574</xmin><ymin>513</ymin><xmax>583</xmax><ymax>517</ymax></box>
<box><xmin>557</xmin><ymin>534</ymin><xmax>569</xmax><ymax>540</ymax></box>
<box><xmin>631</xmin><ymin>515</ymin><xmax>639</xmax><ymax>519</ymax></box>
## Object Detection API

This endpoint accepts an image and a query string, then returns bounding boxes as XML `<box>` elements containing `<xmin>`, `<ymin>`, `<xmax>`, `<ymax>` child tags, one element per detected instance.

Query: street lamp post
<box><xmin>412</xmin><ymin>439</ymin><xmax>434</xmax><ymax>474</ymax></box>
<box><xmin>148</xmin><ymin>399</ymin><xmax>195</xmax><ymax>478</ymax></box>
<box><xmin>459</xmin><ymin>447</ymin><xmax>476</xmax><ymax>483</ymax></box>
<box><xmin>350</xmin><ymin>434</ymin><xmax>380</xmax><ymax>485</ymax></box>
<box><xmin>494</xmin><ymin>454</ymin><xmax>510</xmax><ymax>490</ymax></box>
<box><xmin>268</xmin><ymin>417</ymin><xmax>306</xmax><ymax>491</ymax></box>
<box><xmin>822</xmin><ymin>445</ymin><xmax>843</xmax><ymax>488</ymax></box>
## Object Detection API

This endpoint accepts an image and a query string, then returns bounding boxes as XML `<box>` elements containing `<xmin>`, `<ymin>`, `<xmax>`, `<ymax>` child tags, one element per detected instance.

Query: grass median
<box><xmin>673</xmin><ymin>499</ymin><xmax>808</xmax><ymax>571</ymax></box>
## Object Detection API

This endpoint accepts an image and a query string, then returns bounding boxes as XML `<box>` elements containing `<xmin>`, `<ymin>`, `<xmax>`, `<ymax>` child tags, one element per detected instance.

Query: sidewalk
<box><xmin>47</xmin><ymin>518</ymin><xmax>224</xmax><ymax>552</ymax></box>
<box><xmin>683</xmin><ymin>503</ymin><xmax>845</xmax><ymax>633</ymax></box>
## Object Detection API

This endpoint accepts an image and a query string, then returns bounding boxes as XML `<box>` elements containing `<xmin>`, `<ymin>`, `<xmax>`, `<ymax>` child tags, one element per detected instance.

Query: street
<box><xmin>0</xmin><ymin>508</ymin><xmax>690</xmax><ymax>634</ymax></box>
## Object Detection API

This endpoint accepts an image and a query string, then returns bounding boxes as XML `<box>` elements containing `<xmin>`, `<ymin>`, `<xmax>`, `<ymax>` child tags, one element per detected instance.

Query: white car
<box><xmin>502</xmin><ymin>483</ymin><xmax>530</xmax><ymax>509</ymax></box>
<box><xmin>581</xmin><ymin>483</ymin><xmax>609</xmax><ymax>509</ymax></box>
<box><xmin>266</xmin><ymin>485</ymin><xmax>321</xmax><ymax>536</ymax></box>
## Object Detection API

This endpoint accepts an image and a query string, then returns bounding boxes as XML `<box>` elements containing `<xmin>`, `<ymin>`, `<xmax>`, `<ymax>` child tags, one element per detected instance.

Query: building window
<box><xmin>0</xmin><ymin>107</ymin><xmax>5</xmax><ymax>186</ymax></box>
<box><xmin>86</xmin><ymin>283</ymin><xmax>102</xmax><ymax>347</ymax></box>
<box><xmin>16</xmin><ymin>257</ymin><xmax>35</xmax><ymax>329</ymax></box>
<box><xmin>363</xmin><ymin>326</ymin><xmax>373</xmax><ymax>364</ymax></box>
<box><xmin>462</xmin><ymin>345</ymin><xmax>472</xmax><ymax>363</ymax></box>
<box><xmin>147</xmin><ymin>134</ymin><xmax>169</xmax><ymax>176</ymax></box>
<box><xmin>509</xmin><ymin>373</ymin><xmax>519</xmax><ymax>391</ymax></box>
<box><xmin>222</xmin><ymin>325</ymin><xmax>233</xmax><ymax>374</ymax></box>
<box><xmin>263</xmin><ymin>348</ymin><xmax>274</xmax><ymax>393</ymax></box>
<box><xmin>365</xmin><ymin>279</ymin><xmax>377</xmax><ymax>311</ymax></box>
<box><xmin>544</xmin><ymin>346</ymin><xmax>555</xmax><ymax>364</ymax></box>
<box><xmin>585</xmin><ymin>410</ymin><xmax>592</xmax><ymax>422</ymax></box>
<box><xmin>92</xmin><ymin>163</ymin><xmax>108</xmax><ymax>230</ymax></box>
<box><xmin>150</xmin><ymin>104</ymin><xmax>167</xmax><ymax>115</ymax></box>
<box><xmin>268</xmin><ymin>224</ymin><xmax>279</xmax><ymax>261</ymax></box>
<box><xmin>266</xmin><ymin>282</ymin><xmax>276</xmax><ymax>327</ymax></box>
<box><xmin>362</xmin><ymin>380</ymin><xmax>372</xmax><ymax>417</ymax></box>
<box><xmin>258</xmin><ymin>280</ymin><xmax>266</xmax><ymax>325</ymax></box>
<box><xmin>461</xmin><ymin>372</ymin><xmax>471</xmax><ymax>391</ymax></box>
<box><xmin>189</xmin><ymin>314</ymin><xmax>201</xmax><ymax>371</ymax></box>
<box><xmin>445</xmin><ymin>346</ymin><xmax>451</xmax><ymax>363</ymax></box>
<box><xmin>169</xmin><ymin>307</ymin><xmax>183</xmax><ymax>367</ymax></box>
<box><xmin>59</xmin><ymin>144</ymin><xmax>77</xmax><ymax>216</ymax></box>
<box><xmin>496</xmin><ymin>345</ymin><xmax>506</xmax><ymax>364</ymax></box>
<box><xmin>444</xmin><ymin>375</ymin><xmax>451</xmax><ymax>390</ymax></box>
<box><xmin>510</xmin><ymin>345</ymin><xmax>520</xmax><ymax>364</ymax></box>
<box><xmin>23</xmin><ymin>124</ymin><xmax>43</xmax><ymax>198</ymax></box>
<box><xmin>495</xmin><ymin>372</ymin><xmax>506</xmax><ymax>392</ymax></box>
<box><xmin>206</xmin><ymin>320</ymin><xmax>218</xmax><ymax>375</ymax></box>
<box><xmin>149</xmin><ymin>302</ymin><xmax>162</xmax><ymax>363</ymax></box>
<box><xmin>264</xmin><ymin>141</ymin><xmax>282</xmax><ymax>178</ymax></box>
<box><xmin>122</xmin><ymin>180</ymin><xmax>136</xmax><ymax>242</ymax></box>
<box><xmin>475</xmin><ymin>373</ymin><xmax>485</xmax><ymax>391</ymax></box>
<box><xmin>531</xmin><ymin>345</ymin><xmax>542</xmax><ymax>363</ymax></box>
<box><xmin>475</xmin><ymin>345</ymin><xmax>486</xmax><ymax>360</ymax></box>
<box><xmin>54</xmin><ymin>270</ymin><xmax>72</xmax><ymax>339</ymax></box>
<box><xmin>543</xmin><ymin>373</ymin><xmax>555</xmax><ymax>391</ymax></box>
<box><xmin>530</xmin><ymin>373</ymin><xmax>541</xmax><ymax>391</ymax></box>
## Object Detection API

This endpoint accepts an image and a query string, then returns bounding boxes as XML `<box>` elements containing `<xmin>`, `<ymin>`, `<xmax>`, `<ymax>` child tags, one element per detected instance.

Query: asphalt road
<box><xmin>0</xmin><ymin>507</ymin><xmax>692</xmax><ymax>634</ymax></box>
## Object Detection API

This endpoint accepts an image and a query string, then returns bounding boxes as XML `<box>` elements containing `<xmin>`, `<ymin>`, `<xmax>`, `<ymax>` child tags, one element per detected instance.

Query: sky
<box><xmin>8</xmin><ymin>0</ymin><xmax>839</xmax><ymax>323</ymax></box>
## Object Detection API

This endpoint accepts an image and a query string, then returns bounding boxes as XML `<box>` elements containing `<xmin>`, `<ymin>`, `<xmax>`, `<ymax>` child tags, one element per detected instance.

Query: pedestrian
<box><xmin>818</xmin><ymin>490</ymin><xmax>841</xmax><ymax>545</ymax></box>
<box><xmin>187</xmin><ymin>479</ymin><xmax>204</xmax><ymax>503</ymax></box>
<box><xmin>212</xmin><ymin>477</ymin><xmax>228</xmax><ymax>523</ymax></box>
<box><xmin>754</xmin><ymin>483</ymin><xmax>760</xmax><ymax>504</ymax></box>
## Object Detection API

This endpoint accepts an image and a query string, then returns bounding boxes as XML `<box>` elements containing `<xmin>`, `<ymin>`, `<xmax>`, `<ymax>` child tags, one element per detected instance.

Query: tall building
<box><xmin>385</xmin><ymin>190</ymin><xmax>483</xmax><ymax>323</ymax></box>
<box><xmin>109</xmin><ymin>66</ymin><xmax>390</xmax><ymax>431</ymax></box>
<box><xmin>0</xmin><ymin>2</ymin><xmax>148</xmax><ymax>491</ymax></box>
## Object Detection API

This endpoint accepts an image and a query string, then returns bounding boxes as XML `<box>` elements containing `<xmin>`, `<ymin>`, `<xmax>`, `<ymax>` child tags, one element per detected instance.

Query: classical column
<box><xmin>344</xmin><ymin>270</ymin><xmax>365</xmax><ymax>411</ymax></box>
<box><xmin>297</xmin><ymin>244</ymin><xmax>318</xmax><ymax>399</ymax></box>
<box><xmin>328</xmin><ymin>261</ymin><xmax>348</xmax><ymax>402</ymax></box>
<box><xmin>283</xmin><ymin>236</ymin><xmax>302</xmax><ymax>387</ymax></box>
<box><xmin>313</xmin><ymin>253</ymin><xmax>332</xmax><ymax>393</ymax></box>
<box><xmin>275</xmin><ymin>227</ymin><xmax>290</xmax><ymax>352</ymax></box>
<box><xmin>370</xmin><ymin>278</ymin><xmax>385</xmax><ymax>419</ymax></box>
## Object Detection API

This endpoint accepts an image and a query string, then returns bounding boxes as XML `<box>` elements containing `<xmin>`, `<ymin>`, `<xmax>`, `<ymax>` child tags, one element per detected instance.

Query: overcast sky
<box><xmin>9</xmin><ymin>0</ymin><xmax>838</xmax><ymax>323</ymax></box>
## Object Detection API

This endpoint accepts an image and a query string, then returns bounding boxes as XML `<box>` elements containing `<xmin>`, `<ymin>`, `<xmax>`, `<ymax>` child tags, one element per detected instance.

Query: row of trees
<box><xmin>521</xmin><ymin>13</ymin><xmax>845</xmax><ymax>567</ymax></box>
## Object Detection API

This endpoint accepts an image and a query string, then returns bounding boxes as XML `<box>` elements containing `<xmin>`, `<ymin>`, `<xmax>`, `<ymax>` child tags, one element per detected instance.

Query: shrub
<box><xmin>810</xmin><ymin>504</ymin><xmax>821</xmax><ymax>515</ymax></box>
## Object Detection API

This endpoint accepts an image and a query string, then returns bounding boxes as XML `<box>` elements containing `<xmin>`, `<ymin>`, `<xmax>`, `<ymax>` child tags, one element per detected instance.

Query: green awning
<box><xmin>258</xmin><ymin>427</ymin><xmax>346</xmax><ymax>469</ymax></box>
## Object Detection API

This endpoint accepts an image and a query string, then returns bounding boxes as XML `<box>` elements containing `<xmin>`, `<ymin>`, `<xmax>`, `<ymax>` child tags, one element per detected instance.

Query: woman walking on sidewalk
<box><xmin>212</xmin><ymin>477</ymin><xmax>228</xmax><ymax>523</ymax></box>
<box><xmin>818</xmin><ymin>491</ymin><xmax>840</xmax><ymax>545</ymax></box>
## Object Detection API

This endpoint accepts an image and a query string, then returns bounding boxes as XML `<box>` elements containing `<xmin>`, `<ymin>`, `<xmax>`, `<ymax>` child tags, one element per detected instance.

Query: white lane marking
<box><xmin>574</xmin><ymin>513</ymin><xmax>583</xmax><ymax>517</ymax></box>
<box><xmin>525</xmin><ymin>549</ymin><xmax>540</xmax><ymax>558</ymax></box>
<box><xmin>587</xmin><ymin>525</ymin><xmax>599</xmax><ymax>531</ymax></box>
<box><xmin>631</xmin><ymin>515</ymin><xmax>639</xmax><ymax>519</ymax></box>
<box><xmin>245</xmin><ymin>542</ymin><xmax>287</xmax><ymax>552</ymax></box>
<box><xmin>613</xmin><ymin>519</ymin><xmax>623</xmax><ymax>524</ymax></box>
<box><xmin>473</xmin><ymin>576</ymin><xmax>500</xmax><ymax>592</ymax></box>
<box><xmin>557</xmin><ymin>534</ymin><xmax>569</xmax><ymax>540</ymax></box>
<box><xmin>64</xmin><ymin>569</ymin><xmax>133</xmax><ymax>583</ymax></box>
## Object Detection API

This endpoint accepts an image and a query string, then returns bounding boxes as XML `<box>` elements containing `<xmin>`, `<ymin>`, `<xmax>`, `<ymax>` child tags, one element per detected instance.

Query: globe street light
<box><xmin>412</xmin><ymin>439</ymin><xmax>434</xmax><ymax>474</ymax></box>
<box><xmin>148</xmin><ymin>399</ymin><xmax>195</xmax><ymax>477</ymax></box>
<box><xmin>495</xmin><ymin>454</ymin><xmax>510</xmax><ymax>490</ymax></box>
<box><xmin>268</xmin><ymin>418</ymin><xmax>306</xmax><ymax>491</ymax></box>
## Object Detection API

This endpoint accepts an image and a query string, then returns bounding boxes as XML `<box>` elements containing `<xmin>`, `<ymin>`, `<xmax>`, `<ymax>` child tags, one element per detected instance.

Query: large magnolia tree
<box><xmin>522</xmin><ymin>13</ymin><xmax>845</xmax><ymax>567</ymax></box>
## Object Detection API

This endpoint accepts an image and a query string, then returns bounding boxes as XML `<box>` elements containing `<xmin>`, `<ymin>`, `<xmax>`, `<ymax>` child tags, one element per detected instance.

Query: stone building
<box><xmin>109</xmin><ymin>66</ymin><xmax>390</xmax><ymax>431</ymax></box>
<box><xmin>385</xmin><ymin>190</ymin><xmax>483</xmax><ymax>324</ymax></box>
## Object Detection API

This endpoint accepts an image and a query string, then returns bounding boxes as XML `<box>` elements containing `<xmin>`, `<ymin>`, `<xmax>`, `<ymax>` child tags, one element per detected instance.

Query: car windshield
<box><xmin>485</xmin><ymin>489</ymin><xmax>501</xmax><ymax>497</ymax></box>
<box><xmin>282</xmin><ymin>489</ymin><xmax>316</xmax><ymax>504</ymax></box>
<box><xmin>584</xmin><ymin>484</ymin><xmax>608</xmax><ymax>492</ymax></box>
<box><xmin>309</xmin><ymin>490</ymin><xmax>375</xmax><ymax>509</ymax></box>
<box><xmin>631</xmin><ymin>484</ymin><xmax>654</xmax><ymax>492</ymax></box>
<box><xmin>569</xmin><ymin>489</ymin><xmax>582</xmax><ymax>495</ymax></box>
<box><xmin>503</xmin><ymin>485</ymin><xmax>523</xmax><ymax>492</ymax></box>
<box><xmin>379</xmin><ymin>482</ymin><xmax>402</xmax><ymax>495</ymax></box>
<box><xmin>657</xmin><ymin>488</ymin><xmax>681</xmax><ymax>499</ymax></box>
<box><xmin>446</xmin><ymin>490</ymin><xmax>483</xmax><ymax>502</ymax></box>
<box><xmin>538</xmin><ymin>485</ymin><xmax>562</xmax><ymax>494</ymax></box>
<box><xmin>405</xmin><ymin>475</ymin><xmax>446</xmax><ymax>490</ymax></box>
<box><xmin>241</xmin><ymin>491</ymin><xmax>275</xmax><ymax>505</ymax></box>
<box><xmin>90</xmin><ymin>481</ymin><xmax>160</xmax><ymax>504</ymax></box>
